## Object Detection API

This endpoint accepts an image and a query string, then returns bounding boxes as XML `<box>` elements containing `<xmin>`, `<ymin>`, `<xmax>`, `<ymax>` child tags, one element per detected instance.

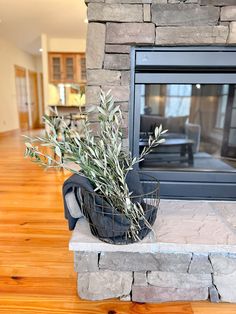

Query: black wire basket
<box><xmin>80</xmin><ymin>174</ymin><xmax>160</xmax><ymax>245</ymax></box>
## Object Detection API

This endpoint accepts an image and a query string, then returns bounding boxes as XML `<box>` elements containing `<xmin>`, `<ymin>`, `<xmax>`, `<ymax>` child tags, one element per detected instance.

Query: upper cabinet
<box><xmin>48</xmin><ymin>52</ymin><xmax>86</xmax><ymax>84</ymax></box>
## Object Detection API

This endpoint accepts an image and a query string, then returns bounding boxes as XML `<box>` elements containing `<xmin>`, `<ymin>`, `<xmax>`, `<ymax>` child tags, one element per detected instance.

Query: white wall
<box><xmin>48</xmin><ymin>37</ymin><xmax>86</xmax><ymax>53</ymax></box>
<box><xmin>0</xmin><ymin>36</ymin><xmax>38</xmax><ymax>132</ymax></box>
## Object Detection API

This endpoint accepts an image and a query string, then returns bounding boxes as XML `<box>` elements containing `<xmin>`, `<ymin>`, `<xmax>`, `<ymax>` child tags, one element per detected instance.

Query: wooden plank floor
<box><xmin>0</xmin><ymin>132</ymin><xmax>236</xmax><ymax>314</ymax></box>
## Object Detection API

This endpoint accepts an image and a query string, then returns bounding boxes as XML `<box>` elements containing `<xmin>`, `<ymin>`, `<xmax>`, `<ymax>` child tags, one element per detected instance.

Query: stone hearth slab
<box><xmin>69</xmin><ymin>200</ymin><xmax>236</xmax><ymax>254</ymax></box>
<box><xmin>70</xmin><ymin>200</ymin><xmax>236</xmax><ymax>303</ymax></box>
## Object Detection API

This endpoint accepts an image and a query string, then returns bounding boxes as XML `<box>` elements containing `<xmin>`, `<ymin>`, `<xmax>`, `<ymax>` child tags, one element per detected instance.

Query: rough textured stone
<box><xmin>74</xmin><ymin>252</ymin><xmax>99</xmax><ymax>272</ymax></box>
<box><xmin>106</xmin><ymin>0</ymin><xmax>152</xmax><ymax>3</ymax></box>
<box><xmin>148</xmin><ymin>271</ymin><xmax>212</xmax><ymax>289</ymax></box>
<box><xmin>132</xmin><ymin>285</ymin><xmax>209</xmax><ymax>303</ymax></box>
<box><xmin>169</xmin><ymin>0</ymin><xmax>198</xmax><ymax>3</ymax></box>
<box><xmin>188</xmin><ymin>254</ymin><xmax>213</xmax><ymax>274</ymax></box>
<box><xmin>120</xmin><ymin>294</ymin><xmax>131</xmax><ymax>301</ymax></box>
<box><xmin>85</xmin><ymin>0</ymin><xmax>104</xmax><ymax>3</ymax></box>
<box><xmin>156</xmin><ymin>26</ymin><xmax>228</xmax><ymax>44</ymax></box>
<box><xmin>121</xmin><ymin>71</ymin><xmax>131</xmax><ymax>86</ymax></box>
<box><xmin>102</xmin><ymin>86</ymin><xmax>130</xmax><ymax>102</ymax></box>
<box><xmin>221</xmin><ymin>6</ymin><xmax>236</xmax><ymax>21</ymax></box>
<box><xmin>210</xmin><ymin>254</ymin><xmax>236</xmax><ymax>275</ymax></box>
<box><xmin>209</xmin><ymin>286</ymin><xmax>220</xmax><ymax>303</ymax></box>
<box><xmin>143</xmin><ymin>4</ymin><xmax>151</xmax><ymax>22</ymax></box>
<box><xmin>106</xmin><ymin>23</ymin><xmax>155</xmax><ymax>44</ymax></box>
<box><xmin>99</xmin><ymin>252</ymin><xmax>192</xmax><ymax>272</ymax></box>
<box><xmin>133</xmin><ymin>272</ymin><xmax>148</xmax><ymax>286</ymax></box>
<box><xmin>200</xmin><ymin>0</ymin><xmax>236</xmax><ymax>5</ymax></box>
<box><xmin>152</xmin><ymin>4</ymin><xmax>219</xmax><ymax>26</ymax></box>
<box><xmin>85</xmin><ymin>86</ymin><xmax>101</xmax><ymax>105</ymax></box>
<box><xmin>86</xmin><ymin>23</ymin><xmax>105</xmax><ymax>69</ymax></box>
<box><xmin>87</xmin><ymin>69</ymin><xmax>121</xmax><ymax>86</ymax></box>
<box><xmin>214</xmin><ymin>273</ymin><xmax>236</xmax><ymax>303</ymax></box>
<box><xmin>105</xmin><ymin>45</ymin><xmax>131</xmax><ymax>54</ymax></box>
<box><xmin>78</xmin><ymin>271</ymin><xmax>133</xmax><ymax>300</ymax></box>
<box><xmin>104</xmin><ymin>54</ymin><xmax>130</xmax><ymax>70</ymax></box>
<box><xmin>88</xmin><ymin>3</ymin><xmax>143</xmax><ymax>22</ymax></box>
<box><xmin>115</xmin><ymin>101</ymin><xmax>129</xmax><ymax>112</ymax></box>
<box><xmin>228</xmin><ymin>22</ymin><xmax>236</xmax><ymax>43</ymax></box>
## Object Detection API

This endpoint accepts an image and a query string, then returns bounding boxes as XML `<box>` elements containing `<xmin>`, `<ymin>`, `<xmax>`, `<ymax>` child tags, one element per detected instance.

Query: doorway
<box><xmin>28</xmin><ymin>70</ymin><xmax>40</xmax><ymax>129</ymax></box>
<box><xmin>15</xmin><ymin>66</ymin><xmax>29</xmax><ymax>130</ymax></box>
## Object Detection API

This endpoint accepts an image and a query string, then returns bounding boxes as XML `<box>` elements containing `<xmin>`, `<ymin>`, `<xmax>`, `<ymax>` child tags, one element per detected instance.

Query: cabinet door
<box><xmin>76</xmin><ymin>54</ymin><xmax>86</xmax><ymax>83</ymax></box>
<box><xmin>49</xmin><ymin>54</ymin><xmax>63</xmax><ymax>83</ymax></box>
<box><xmin>64</xmin><ymin>54</ymin><xmax>76</xmax><ymax>83</ymax></box>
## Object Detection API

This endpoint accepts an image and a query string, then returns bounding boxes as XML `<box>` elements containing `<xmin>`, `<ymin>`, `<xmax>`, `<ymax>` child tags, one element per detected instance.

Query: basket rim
<box><xmin>81</xmin><ymin>173</ymin><xmax>160</xmax><ymax>199</ymax></box>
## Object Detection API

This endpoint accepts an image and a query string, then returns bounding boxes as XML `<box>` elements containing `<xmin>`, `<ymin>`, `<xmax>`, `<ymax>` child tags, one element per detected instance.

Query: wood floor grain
<box><xmin>0</xmin><ymin>132</ymin><xmax>236</xmax><ymax>314</ymax></box>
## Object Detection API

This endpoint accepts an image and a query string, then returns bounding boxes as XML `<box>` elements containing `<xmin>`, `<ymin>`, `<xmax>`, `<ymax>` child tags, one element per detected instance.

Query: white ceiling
<box><xmin>0</xmin><ymin>0</ymin><xmax>87</xmax><ymax>55</ymax></box>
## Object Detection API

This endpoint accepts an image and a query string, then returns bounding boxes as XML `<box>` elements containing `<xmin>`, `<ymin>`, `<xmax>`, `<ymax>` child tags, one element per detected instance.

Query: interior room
<box><xmin>0</xmin><ymin>1</ymin><xmax>236</xmax><ymax>313</ymax></box>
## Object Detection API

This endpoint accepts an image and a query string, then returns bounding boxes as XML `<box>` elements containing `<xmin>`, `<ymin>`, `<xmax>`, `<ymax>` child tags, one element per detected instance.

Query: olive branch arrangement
<box><xmin>24</xmin><ymin>91</ymin><xmax>166</xmax><ymax>240</ymax></box>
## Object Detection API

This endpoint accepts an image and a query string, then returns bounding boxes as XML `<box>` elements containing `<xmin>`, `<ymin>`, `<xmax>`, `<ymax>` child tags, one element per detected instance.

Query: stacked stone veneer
<box><xmin>85</xmin><ymin>0</ymin><xmax>236</xmax><ymax>139</ymax></box>
<box><xmin>75</xmin><ymin>250</ymin><xmax>236</xmax><ymax>302</ymax></box>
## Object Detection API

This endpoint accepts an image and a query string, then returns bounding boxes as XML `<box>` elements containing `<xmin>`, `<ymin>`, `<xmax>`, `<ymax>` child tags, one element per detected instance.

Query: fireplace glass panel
<box><xmin>139</xmin><ymin>84</ymin><xmax>236</xmax><ymax>171</ymax></box>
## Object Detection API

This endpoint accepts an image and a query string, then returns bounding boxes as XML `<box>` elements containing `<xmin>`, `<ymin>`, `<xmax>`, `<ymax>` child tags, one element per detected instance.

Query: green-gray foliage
<box><xmin>24</xmin><ymin>91</ymin><xmax>167</xmax><ymax>240</ymax></box>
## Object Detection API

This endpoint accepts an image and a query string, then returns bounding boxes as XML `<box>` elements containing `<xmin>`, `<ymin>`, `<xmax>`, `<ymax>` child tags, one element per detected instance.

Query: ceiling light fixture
<box><xmin>39</xmin><ymin>48</ymin><xmax>43</xmax><ymax>52</ymax></box>
<box><xmin>84</xmin><ymin>18</ymin><xmax>88</xmax><ymax>23</ymax></box>
<box><xmin>196</xmin><ymin>84</ymin><xmax>201</xmax><ymax>89</ymax></box>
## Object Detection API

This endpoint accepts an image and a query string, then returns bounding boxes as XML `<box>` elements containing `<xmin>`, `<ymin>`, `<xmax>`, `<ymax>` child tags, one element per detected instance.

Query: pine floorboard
<box><xmin>0</xmin><ymin>132</ymin><xmax>236</xmax><ymax>313</ymax></box>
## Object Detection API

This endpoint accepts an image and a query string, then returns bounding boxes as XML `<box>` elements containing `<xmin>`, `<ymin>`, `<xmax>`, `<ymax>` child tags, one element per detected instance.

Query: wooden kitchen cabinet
<box><xmin>48</xmin><ymin>52</ymin><xmax>86</xmax><ymax>84</ymax></box>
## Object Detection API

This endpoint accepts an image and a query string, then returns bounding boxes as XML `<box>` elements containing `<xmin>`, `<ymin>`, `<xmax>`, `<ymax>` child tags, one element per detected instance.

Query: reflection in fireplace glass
<box><xmin>139</xmin><ymin>84</ymin><xmax>236</xmax><ymax>171</ymax></box>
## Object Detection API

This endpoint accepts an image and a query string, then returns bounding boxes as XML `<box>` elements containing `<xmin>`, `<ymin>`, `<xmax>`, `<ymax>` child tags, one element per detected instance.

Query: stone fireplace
<box><xmin>69</xmin><ymin>0</ymin><xmax>236</xmax><ymax>303</ymax></box>
<box><xmin>85</xmin><ymin>0</ymin><xmax>236</xmax><ymax>199</ymax></box>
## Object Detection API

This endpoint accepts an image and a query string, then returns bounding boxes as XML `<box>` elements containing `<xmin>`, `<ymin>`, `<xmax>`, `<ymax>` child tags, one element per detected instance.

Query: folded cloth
<box><xmin>62</xmin><ymin>170</ymin><xmax>157</xmax><ymax>244</ymax></box>
<box><xmin>63</xmin><ymin>170</ymin><xmax>143</xmax><ymax>231</ymax></box>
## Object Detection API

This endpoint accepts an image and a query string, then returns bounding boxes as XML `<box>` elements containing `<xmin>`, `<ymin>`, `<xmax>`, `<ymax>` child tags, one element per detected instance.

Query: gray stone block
<box><xmin>200</xmin><ymin>0</ymin><xmax>236</xmax><ymax>5</ymax></box>
<box><xmin>99</xmin><ymin>252</ymin><xmax>192</xmax><ymax>272</ymax></box>
<box><xmin>86</xmin><ymin>23</ymin><xmax>105</xmax><ymax>69</ymax></box>
<box><xmin>210</xmin><ymin>253</ymin><xmax>236</xmax><ymax>275</ymax></box>
<box><xmin>133</xmin><ymin>272</ymin><xmax>148</xmax><ymax>286</ymax></box>
<box><xmin>209</xmin><ymin>286</ymin><xmax>220</xmax><ymax>303</ymax></box>
<box><xmin>85</xmin><ymin>86</ymin><xmax>101</xmax><ymax>105</ymax></box>
<box><xmin>102</xmin><ymin>86</ymin><xmax>130</xmax><ymax>102</ymax></box>
<box><xmin>148</xmin><ymin>271</ymin><xmax>212</xmax><ymax>289</ymax></box>
<box><xmin>221</xmin><ymin>6</ymin><xmax>236</xmax><ymax>21</ymax></box>
<box><xmin>106</xmin><ymin>22</ymin><xmax>155</xmax><ymax>44</ymax></box>
<box><xmin>143</xmin><ymin>4</ymin><xmax>151</xmax><ymax>22</ymax></box>
<box><xmin>156</xmin><ymin>26</ymin><xmax>228</xmax><ymax>44</ymax></box>
<box><xmin>87</xmin><ymin>69</ymin><xmax>121</xmax><ymax>86</ymax></box>
<box><xmin>188</xmin><ymin>254</ymin><xmax>213</xmax><ymax>274</ymax></box>
<box><xmin>104</xmin><ymin>54</ymin><xmax>130</xmax><ymax>70</ymax></box>
<box><xmin>115</xmin><ymin>101</ymin><xmax>129</xmax><ymax>112</ymax></box>
<box><xmin>152</xmin><ymin>4</ymin><xmax>219</xmax><ymax>26</ymax></box>
<box><xmin>74</xmin><ymin>252</ymin><xmax>99</xmax><ymax>272</ymax></box>
<box><xmin>168</xmin><ymin>0</ymin><xmax>198</xmax><ymax>3</ymax></box>
<box><xmin>106</xmin><ymin>0</ymin><xmax>152</xmax><ymax>3</ymax></box>
<box><xmin>228</xmin><ymin>22</ymin><xmax>236</xmax><ymax>43</ymax></box>
<box><xmin>78</xmin><ymin>271</ymin><xmax>133</xmax><ymax>300</ymax></box>
<box><xmin>88</xmin><ymin>3</ymin><xmax>143</xmax><ymax>22</ymax></box>
<box><xmin>121</xmin><ymin>71</ymin><xmax>131</xmax><ymax>86</ymax></box>
<box><xmin>214</xmin><ymin>272</ymin><xmax>236</xmax><ymax>303</ymax></box>
<box><xmin>85</xmin><ymin>0</ymin><xmax>104</xmax><ymax>3</ymax></box>
<box><xmin>120</xmin><ymin>294</ymin><xmax>131</xmax><ymax>301</ymax></box>
<box><xmin>132</xmin><ymin>285</ymin><xmax>209</xmax><ymax>303</ymax></box>
<box><xmin>105</xmin><ymin>45</ymin><xmax>131</xmax><ymax>54</ymax></box>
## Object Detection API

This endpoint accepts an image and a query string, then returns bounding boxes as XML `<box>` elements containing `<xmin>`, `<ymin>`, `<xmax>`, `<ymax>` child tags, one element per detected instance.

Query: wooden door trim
<box><xmin>15</xmin><ymin>65</ymin><xmax>29</xmax><ymax>130</ymax></box>
<box><xmin>28</xmin><ymin>70</ymin><xmax>40</xmax><ymax>129</ymax></box>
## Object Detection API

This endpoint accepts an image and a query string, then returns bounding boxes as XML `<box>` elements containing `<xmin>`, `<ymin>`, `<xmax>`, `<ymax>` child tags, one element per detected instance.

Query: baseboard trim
<box><xmin>0</xmin><ymin>129</ymin><xmax>20</xmax><ymax>137</ymax></box>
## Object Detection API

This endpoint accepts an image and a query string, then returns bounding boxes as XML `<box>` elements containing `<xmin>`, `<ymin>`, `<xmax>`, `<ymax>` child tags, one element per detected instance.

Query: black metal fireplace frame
<box><xmin>129</xmin><ymin>46</ymin><xmax>236</xmax><ymax>200</ymax></box>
